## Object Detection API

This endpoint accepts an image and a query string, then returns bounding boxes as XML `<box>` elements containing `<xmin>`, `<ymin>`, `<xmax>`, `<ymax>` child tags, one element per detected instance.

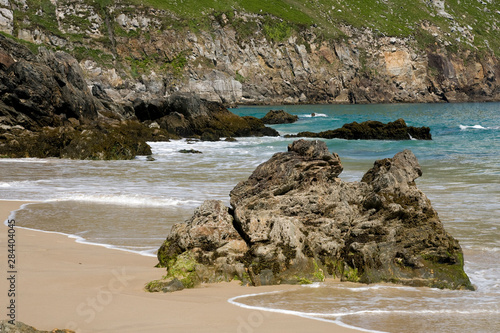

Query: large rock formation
<box><xmin>151</xmin><ymin>140</ymin><xmax>473</xmax><ymax>291</ymax></box>
<box><xmin>0</xmin><ymin>34</ymin><xmax>99</xmax><ymax>130</ymax></box>
<box><xmin>0</xmin><ymin>34</ymin><xmax>278</xmax><ymax>159</ymax></box>
<box><xmin>288</xmin><ymin>119</ymin><xmax>432</xmax><ymax>140</ymax></box>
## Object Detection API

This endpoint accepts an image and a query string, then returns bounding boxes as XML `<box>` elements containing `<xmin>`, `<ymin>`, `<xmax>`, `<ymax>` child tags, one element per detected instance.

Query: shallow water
<box><xmin>2</xmin><ymin>102</ymin><xmax>499</xmax><ymax>332</ymax></box>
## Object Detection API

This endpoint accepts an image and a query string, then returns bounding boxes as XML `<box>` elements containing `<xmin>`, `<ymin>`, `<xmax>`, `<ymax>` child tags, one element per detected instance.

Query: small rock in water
<box><xmin>261</xmin><ymin>110</ymin><xmax>299</xmax><ymax>124</ymax></box>
<box><xmin>179</xmin><ymin>149</ymin><xmax>202</xmax><ymax>154</ymax></box>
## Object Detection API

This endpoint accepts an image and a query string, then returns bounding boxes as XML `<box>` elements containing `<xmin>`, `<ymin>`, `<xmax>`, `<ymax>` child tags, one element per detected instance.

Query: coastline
<box><xmin>0</xmin><ymin>200</ymin><xmax>362</xmax><ymax>333</ymax></box>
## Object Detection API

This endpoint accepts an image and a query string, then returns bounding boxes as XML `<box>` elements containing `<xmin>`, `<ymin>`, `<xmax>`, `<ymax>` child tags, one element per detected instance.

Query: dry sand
<box><xmin>0</xmin><ymin>200</ymin><xmax>362</xmax><ymax>333</ymax></box>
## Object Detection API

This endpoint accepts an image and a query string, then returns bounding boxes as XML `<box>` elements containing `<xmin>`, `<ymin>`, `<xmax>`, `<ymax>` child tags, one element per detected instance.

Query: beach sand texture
<box><xmin>1</xmin><ymin>201</ymin><xmax>360</xmax><ymax>333</ymax></box>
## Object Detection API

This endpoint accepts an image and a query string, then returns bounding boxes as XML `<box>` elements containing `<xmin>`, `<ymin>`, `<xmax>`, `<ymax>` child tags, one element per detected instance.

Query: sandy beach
<box><xmin>0</xmin><ymin>200</ymin><xmax>361</xmax><ymax>333</ymax></box>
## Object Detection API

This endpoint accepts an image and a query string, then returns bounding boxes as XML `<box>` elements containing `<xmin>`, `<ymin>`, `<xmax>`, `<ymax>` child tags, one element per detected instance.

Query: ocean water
<box><xmin>1</xmin><ymin>102</ymin><xmax>499</xmax><ymax>332</ymax></box>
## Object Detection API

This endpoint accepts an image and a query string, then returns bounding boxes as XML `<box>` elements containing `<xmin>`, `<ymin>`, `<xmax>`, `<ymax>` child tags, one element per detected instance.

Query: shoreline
<box><xmin>4</xmin><ymin>201</ymin><xmax>157</xmax><ymax>258</ymax></box>
<box><xmin>0</xmin><ymin>200</ymin><xmax>362</xmax><ymax>333</ymax></box>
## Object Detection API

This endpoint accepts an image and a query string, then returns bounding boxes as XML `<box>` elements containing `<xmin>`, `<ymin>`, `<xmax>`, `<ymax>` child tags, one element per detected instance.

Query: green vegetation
<box><xmin>4</xmin><ymin>0</ymin><xmax>500</xmax><ymax>72</ymax></box>
<box><xmin>124</xmin><ymin>0</ymin><xmax>496</xmax><ymax>47</ymax></box>
<box><xmin>126</xmin><ymin>0</ymin><xmax>498</xmax><ymax>54</ymax></box>
<box><xmin>262</xmin><ymin>17</ymin><xmax>293</xmax><ymax>42</ymax></box>
<box><xmin>7</xmin><ymin>0</ymin><xmax>500</xmax><ymax>67</ymax></box>
<box><xmin>14</xmin><ymin>0</ymin><xmax>61</xmax><ymax>37</ymax></box>
<box><xmin>296</xmin><ymin>277</ymin><xmax>313</xmax><ymax>285</ymax></box>
<box><xmin>72</xmin><ymin>46</ymin><xmax>114</xmax><ymax>67</ymax></box>
<box><xmin>343</xmin><ymin>266</ymin><xmax>360</xmax><ymax>282</ymax></box>
<box><xmin>0</xmin><ymin>32</ymin><xmax>41</xmax><ymax>54</ymax></box>
<box><xmin>313</xmin><ymin>259</ymin><xmax>325</xmax><ymax>281</ymax></box>
<box><xmin>235</xmin><ymin>71</ymin><xmax>246</xmax><ymax>83</ymax></box>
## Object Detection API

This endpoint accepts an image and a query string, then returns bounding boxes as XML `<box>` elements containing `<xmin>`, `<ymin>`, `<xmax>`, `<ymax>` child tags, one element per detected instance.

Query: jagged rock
<box><xmin>153</xmin><ymin>140</ymin><xmax>472</xmax><ymax>291</ymax></box>
<box><xmin>0</xmin><ymin>34</ymin><xmax>99</xmax><ymax>130</ymax></box>
<box><xmin>0</xmin><ymin>34</ymin><xmax>165</xmax><ymax>160</ymax></box>
<box><xmin>0</xmin><ymin>35</ymin><xmax>277</xmax><ymax>159</ymax></box>
<box><xmin>134</xmin><ymin>93</ymin><xmax>279</xmax><ymax>139</ymax></box>
<box><xmin>288</xmin><ymin>119</ymin><xmax>431</xmax><ymax>140</ymax></box>
<box><xmin>147</xmin><ymin>200</ymin><xmax>249</xmax><ymax>291</ymax></box>
<box><xmin>261</xmin><ymin>110</ymin><xmax>299</xmax><ymax>124</ymax></box>
<box><xmin>0</xmin><ymin>320</ymin><xmax>74</xmax><ymax>333</ymax></box>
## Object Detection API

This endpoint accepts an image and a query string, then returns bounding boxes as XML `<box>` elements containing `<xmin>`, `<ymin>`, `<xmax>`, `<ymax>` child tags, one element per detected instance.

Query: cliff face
<box><xmin>1</xmin><ymin>0</ymin><xmax>499</xmax><ymax>105</ymax></box>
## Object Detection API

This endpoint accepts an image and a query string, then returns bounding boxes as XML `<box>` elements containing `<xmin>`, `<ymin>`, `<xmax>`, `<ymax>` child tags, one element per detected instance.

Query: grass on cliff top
<box><xmin>131</xmin><ymin>0</ymin><xmax>499</xmax><ymax>52</ymax></box>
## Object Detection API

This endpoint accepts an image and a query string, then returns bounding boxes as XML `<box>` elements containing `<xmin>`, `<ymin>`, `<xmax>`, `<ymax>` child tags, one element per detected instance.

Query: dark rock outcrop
<box><xmin>0</xmin><ymin>34</ymin><xmax>160</xmax><ymax>159</ymax></box>
<box><xmin>151</xmin><ymin>140</ymin><xmax>472</xmax><ymax>291</ymax></box>
<box><xmin>0</xmin><ymin>34</ymin><xmax>99</xmax><ymax>130</ymax></box>
<box><xmin>288</xmin><ymin>119</ymin><xmax>431</xmax><ymax>140</ymax></box>
<box><xmin>0</xmin><ymin>35</ymin><xmax>277</xmax><ymax>159</ymax></box>
<box><xmin>135</xmin><ymin>93</ymin><xmax>279</xmax><ymax>140</ymax></box>
<box><xmin>0</xmin><ymin>121</ymin><xmax>160</xmax><ymax>160</ymax></box>
<box><xmin>261</xmin><ymin>110</ymin><xmax>299</xmax><ymax>124</ymax></box>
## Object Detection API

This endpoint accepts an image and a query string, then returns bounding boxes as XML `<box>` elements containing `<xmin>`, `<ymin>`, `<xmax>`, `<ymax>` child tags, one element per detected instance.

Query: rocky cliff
<box><xmin>150</xmin><ymin>140</ymin><xmax>473</xmax><ymax>292</ymax></box>
<box><xmin>0</xmin><ymin>33</ymin><xmax>277</xmax><ymax>159</ymax></box>
<box><xmin>0</xmin><ymin>0</ymin><xmax>498</xmax><ymax>106</ymax></box>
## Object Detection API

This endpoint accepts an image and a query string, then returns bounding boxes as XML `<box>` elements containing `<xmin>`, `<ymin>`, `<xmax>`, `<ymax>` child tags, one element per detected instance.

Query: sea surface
<box><xmin>1</xmin><ymin>102</ymin><xmax>499</xmax><ymax>332</ymax></box>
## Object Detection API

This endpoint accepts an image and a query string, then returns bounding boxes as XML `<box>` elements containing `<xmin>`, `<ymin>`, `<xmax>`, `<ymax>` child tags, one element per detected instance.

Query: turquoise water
<box><xmin>1</xmin><ymin>102</ymin><xmax>499</xmax><ymax>332</ymax></box>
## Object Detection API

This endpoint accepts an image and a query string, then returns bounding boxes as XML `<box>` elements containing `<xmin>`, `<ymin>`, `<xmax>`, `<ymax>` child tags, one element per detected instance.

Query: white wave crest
<box><xmin>49</xmin><ymin>194</ymin><xmax>201</xmax><ymax>207</ymax></box>
<box><xmin>0</xmin><ymin>158</ymin><xmax>49</xmax><ymax>163</ymax></box>
<box><xmin>0</xmin><ymin>180</ymin><xmax>40</xmax><ymax>188</ymax></box>
<box><xmin>302</xmin><ymin>113</ymin><xmax>328</xmax><ymax>118</ymax></box>
<box><xmin>459</xmin><ymin>125</ymin><xmax>492</xmax><ymax>131</ymax></box>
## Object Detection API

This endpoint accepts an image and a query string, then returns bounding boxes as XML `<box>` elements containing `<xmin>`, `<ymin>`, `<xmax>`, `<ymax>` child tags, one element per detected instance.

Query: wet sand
<box><xmin>0</xmin><ymin>200</ymin><xmax>361</xmax><ymax>333</ymax></box>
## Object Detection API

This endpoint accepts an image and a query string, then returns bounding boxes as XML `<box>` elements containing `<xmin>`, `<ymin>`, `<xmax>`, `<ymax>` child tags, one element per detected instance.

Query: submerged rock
<box><xmin>179</xmin><ymin>149</ymin><xmax>202</xmax><ymax>154</ymax></box>
<box><xmin>151</xmin><ymin>140</ymin><xmax>472</xmax><ymax>291</ymax></box>
<box><xmin>287</xmin><ymin>119</ymin><xmax>431</xmax><ymax>140</ymax></box>
<box><xmin>261</xmin><ymin>110</ymin><xmax>299</xmax><ymax>124</ymax></box>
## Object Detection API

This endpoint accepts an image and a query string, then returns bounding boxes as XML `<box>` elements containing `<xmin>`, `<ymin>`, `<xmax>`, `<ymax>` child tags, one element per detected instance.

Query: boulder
<box><xmin>261</xmin><ymin>110</ymin><xmax>299</xmax><ymax>124</ymax></box>
<box><xmin>288</xmin><ymin>119</ymin><xmax>431</xmax><ymax>140</ymax></box>
<box><xmin>152</xmin><ymin>140</ymin><xmax>472</xmax><ymax>291</ymax></box>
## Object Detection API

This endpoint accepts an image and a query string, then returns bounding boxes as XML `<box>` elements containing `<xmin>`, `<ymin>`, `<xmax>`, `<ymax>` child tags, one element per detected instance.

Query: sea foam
<box><xmin>228</xmin><ymin>291</ymin><xmax>385</xmax><ymax>333</ymax></box>
<box><xmin>301</xmin><ymin>113</ymin><xmax>328</xmax><ymax>118</ymax></box>
<box><xmin>459</xmin><ymin>124</ymin><xmax>500</xmax><ymax>130</ymax></box>
<box><xmin>49</xmin><ymin>194</ymin><xmax>201</xmax><ymax>207</ymax></box>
